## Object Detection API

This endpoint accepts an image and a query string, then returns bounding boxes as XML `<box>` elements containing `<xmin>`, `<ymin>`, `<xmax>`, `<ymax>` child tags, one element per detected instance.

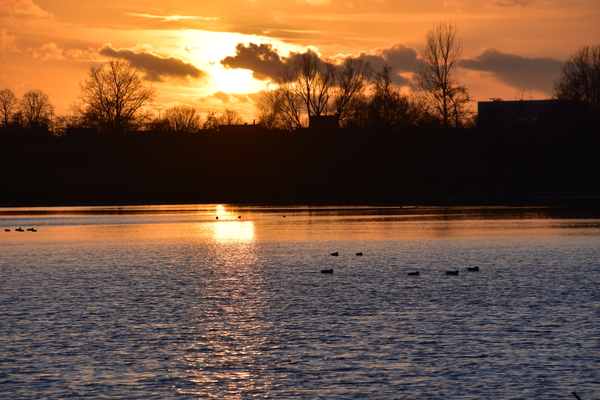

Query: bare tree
<box><xmin>281</xmin><ymin>50</ymin><xmax>337</xmax><ymax>117</ymax></box>
<box><xmin>256</xmin><ymin>87</ymin><xmax>303</xmax><ymax>130</ymax></box>
<box><xmin>415</xmin><ymin>22</ymin><xmax>471</xmax><ymax>129</ymax></box>
<box><xmin>258</xmin><ymin>51</ymin><xmax>371</xmax><ymax>130</ymax></box>
<box><xmin>203</xmin><ymin>111</ymin><xmax>220</xmax><ymax>130</ymax></box>
<box><xmin>20</xmin><ymin>89</ymin><xmax>54</xmax><ymax>130</ymax></box>
<box><xmin>333</xmin><ymin>57</ymin><xmax>373</xmax><ymax>124</ymax></box>
<box><xmin>367</xmin><ymin>65</ymin><xmax>416</xmax><ymax>131</ymax></box>
<box><xmin>52</xmin><ymin>114</ymin><xmax>81</xmax><ymax>136</ymax></box>
<box><xmin>218</xmin><ymin>108</ymin><xmax>245</xmax><ymax>125</ymax></box>
<box><xmin>75</xmin><ymin>60</ymin><xmax>156</xmax><ymax>135</ymax></box>
<box><xmin>0</xmin><ymin>88</ymin><xmax>18</xmax><ymax>130</ymax></box>
<box><xmin>554</xmin><ymin>44</ymin><xmax>600</xmax><ymax>116</ymax></box>
<box><xmin>340</xmin><ymin>93</ymin><xmax>370</xmax><ymax>129</ymax></box>
<box><xmin>164</xmin><ymin>105</ymin><xmax>202</xmax><ymax>132</ymax></box>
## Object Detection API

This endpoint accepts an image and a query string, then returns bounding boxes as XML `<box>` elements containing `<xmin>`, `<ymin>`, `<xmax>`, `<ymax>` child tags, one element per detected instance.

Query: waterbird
<box><xmin>321</xmin><ymin>268</ymin><xmax>334</xmax><ymax>274</ymax></box>
<box><xmin>215</xmin><ymin>216</ymin><xmax>219</xmax><ymax>219</ymax></box>
<box><xmin>15</xmin><ymin>227</ymin><xmax>24</xmax><ymax>232</ymax></box>
<box><xmin>356</xmin><ymin>252</ymin><xmax>363</xmax><ymax>256</ymax></box>
<box><xmin>407</xmin><ymin>271</ymin><xmax>420</xmax><ymax>276</ymax></box>
<box><xmin>27</xmin><ymin>228</ymin><xmax>36</xmax><ymax>232</ymax></box>
<box><xmin>467</xmin><ymin>266</ymin><xmax>480</xmax><ymax>271</ymax></box>
<box><xmin>445</xmin><ymin>270</ymin><xmax>459</xmax><ymax>275</ymax></box>
<box><xmin>238</xmin><ymin>216</ymin><xmax>241</xmax><ymax>219</ymax></box>
<box><xmin>4</xmin><ymin>229</ymin><xmax>9</xmax><ymax>232</ymax></box>
<box><xmin>330</xmin><ymin>252</ymin><xmax>339</xmax><ymax>256</ymax></box>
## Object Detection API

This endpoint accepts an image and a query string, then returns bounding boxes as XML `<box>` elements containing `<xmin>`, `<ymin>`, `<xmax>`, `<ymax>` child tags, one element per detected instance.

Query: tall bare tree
<box><xmin>334</xmin><ymin>57</ymin><xmax>373</xmax><ymax>124</ymax></box>
<box><xmin>281</xmin><ymin>50</ymin><xmax>337</xmax><ymax>117</ymax></box>
<box><xmin>415</xmin><ymin>22</ymin><xmax>471</xmax><ymax>129</ymax></box>
<box><xmin>20</xmin><ymin>89</ymin><xmax>54</xmax><ymax>130</ymax></box>
<box><xmin>367</xmin><ymin>65</ymin><xmax>416</xmax><ymax>131</ymax></box>
<box><xmin>75</xmin><ymin>60</ymin><xmax>156</xmax><ymax>135</ymax></box>
<box><xmin>256</xmin><ymin>87</ymin><xmax>303</xmax><ymax>130</ymax></box>
<box><xmin>164</xmin><ymin>105</ymin><xmax>202</xmax><ymax>132</ymax></box>
<box><xmin>554</xmin><ymin>44</ymin><xmax>600</xmax><ymax>116</ymax></box>
<box><xmin>0</xmin><ymin>88</ymin><xmax>18</xmax><ymax>130</ymax></box>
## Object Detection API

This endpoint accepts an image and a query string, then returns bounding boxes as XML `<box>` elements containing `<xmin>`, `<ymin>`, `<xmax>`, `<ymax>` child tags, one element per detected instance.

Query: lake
<box><xmin>1</xmin><ymin>205</ymin><xmax>599</xmax><ymax>399</ymax></box>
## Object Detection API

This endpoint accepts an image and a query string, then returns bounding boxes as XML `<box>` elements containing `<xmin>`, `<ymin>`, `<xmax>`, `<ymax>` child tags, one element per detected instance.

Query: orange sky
<box><xmin>1</xmin><ymin>0</ymin><xmax>598</xmax><ymax>120</ymax></box>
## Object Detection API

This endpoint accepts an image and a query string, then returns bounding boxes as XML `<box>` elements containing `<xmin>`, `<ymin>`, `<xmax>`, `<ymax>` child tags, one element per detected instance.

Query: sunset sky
<box><xmin>1</xmin><ymin>0</ymin><xmax>598</xmax><ymax>120</ymax></box>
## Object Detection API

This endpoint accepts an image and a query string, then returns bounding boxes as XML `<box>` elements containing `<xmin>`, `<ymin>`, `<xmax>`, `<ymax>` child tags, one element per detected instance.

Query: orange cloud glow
<box><xmin>0</xmin><ymin>0</ymin><xmax>598</xmax><ymax>119</ymax></box>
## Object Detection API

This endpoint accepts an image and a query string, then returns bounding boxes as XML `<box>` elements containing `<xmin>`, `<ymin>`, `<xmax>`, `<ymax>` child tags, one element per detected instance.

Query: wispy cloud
<box><xmin>489</xmin><ymin>0</ymin><xmax>533</xmax><ymax>8</ymax></box>
<box><xmin>126</xmin><ymin>13</ymin><xmax>219</xmax><ymax>22</ymax></box>
<box><xmin>0</xmin><ymin>0</ymin><xmax>53</xmax><ymax>19</ymax></box>
<box><xmin>30</xmin><ymin>42</ymin><xmax>96</xmax><ymax>61</ymax></box>
<box><xmin>0</xmin><ymin>28</ymin><xmax>19</xmax><ymax>54</ymax></box>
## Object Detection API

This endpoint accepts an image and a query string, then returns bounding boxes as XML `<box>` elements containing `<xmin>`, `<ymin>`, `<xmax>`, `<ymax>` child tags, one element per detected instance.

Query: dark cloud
<box><xmin>353</xmin><ymin>43</ymin><xmax>420</xmax><ymax>86</ymax></box>
<box><xmin>99</xmin><ymin>43</ymin><xmax>206</xmax><ymax>82</ymax></box>
<box><xmin>220</xmin><ymin>42</ymin><xmax>418</xmax><ymax>87</ymax></box>
<box><xmin>220</xmin><ymin>43</ymin><xmax>285</xmax><ymax>80</ymax></box>
<box><xmin>376</xmin><ymin>43</ymin><xmax>420</xmax><ymax>73</ymax></box>
<box><xmin>459</xmin><ymin>48</ymin><xmax>563</xmax><ymax>94</ymax></box>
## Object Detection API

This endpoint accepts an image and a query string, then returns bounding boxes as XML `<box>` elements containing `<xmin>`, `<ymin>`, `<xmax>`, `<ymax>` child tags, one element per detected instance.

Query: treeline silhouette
<box><xmin>2</xmin><ymin>112</ymin><xmax>599</xmax><ymax>207</ymax></box>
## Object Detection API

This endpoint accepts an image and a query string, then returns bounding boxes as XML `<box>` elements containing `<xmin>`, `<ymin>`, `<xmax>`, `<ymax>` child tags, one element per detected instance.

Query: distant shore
<box><xmin>3</xmin><ymin>196</ymin><xmax>600</xmax><ymax>209</ymax></box>
<box><xmin>3</xmin><ymin>122</ymin><xmax>600</xmax><ymax>209</ymax></box>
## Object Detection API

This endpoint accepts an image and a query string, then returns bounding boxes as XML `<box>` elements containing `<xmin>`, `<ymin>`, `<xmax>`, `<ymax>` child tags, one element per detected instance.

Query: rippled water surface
<box><xmin>1</xmin><ymin>205</ymin><xmax>599</xmax><ymax>399</ymax></box>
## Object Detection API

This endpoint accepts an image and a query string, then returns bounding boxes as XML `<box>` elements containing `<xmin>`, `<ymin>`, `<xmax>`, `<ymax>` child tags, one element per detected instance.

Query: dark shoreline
<box><xmin>3</xmin><ymin>122</ymin><xmax>600</xmax><ymax>209</ymax></box>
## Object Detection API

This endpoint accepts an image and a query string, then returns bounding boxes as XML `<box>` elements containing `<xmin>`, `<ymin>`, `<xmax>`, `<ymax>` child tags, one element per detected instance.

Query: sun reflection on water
<box><xmin>184</xmin><ymin>205</ymin><xmax>269</xmax><ymax>397</ymax></box>
<box><xmin>212</xmin><ymin>220</ymin><xmax>255</xmax><ymax>244</ymax></box>
<box><xmin>211</xmin><ymin>205</ymin><xmax>256</xmax><ymax>244</ymax></box>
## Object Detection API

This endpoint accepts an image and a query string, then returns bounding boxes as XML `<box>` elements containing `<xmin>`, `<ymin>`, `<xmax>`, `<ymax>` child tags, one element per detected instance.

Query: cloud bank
<box><xmin>220</xmin><ymin>42</ymin><xmax>565</xmax><ymax>96</ymax></box>
<box><xmin>459</xmin><ymin>48</ymin><xmax>563</xmax><ymax>94</ymax></box>
<box><xmin>220</xmin><ymin>42</ymin><xmax>420</xmax><ymax>87</ymax></box>
<box><xmin>220</xmin><ymin>43</ymin><xmax>286</xmax><ymax>80</ymax></box>
<box><xmin>99</xmin><ymin>44</ymin><xmax>206</xmax><ymax>82</ymax></box>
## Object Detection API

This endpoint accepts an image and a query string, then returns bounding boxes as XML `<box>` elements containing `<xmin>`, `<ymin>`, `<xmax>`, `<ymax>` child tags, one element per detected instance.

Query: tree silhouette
<box><xmin>0</xmin><ymin>88</ymin><xmax>18</xmax><ymax>130</ymax></box>
<box><xmin>259</xmin><ymin>51</ymin><xmax>373</xmax><ymax>130</ymax></box>
<box><xmin>415</xmin><ymin>22</ymin><xmax>471</xmax><ymax>129</ymax></box>
<box><xmin>75</xmin><ymin>60</ymin><xmax>156</xmax><ymax>135</ymax></box>
<box><xmin>279</xmin><ymin>50</ymin><xmax>336</xmax><ymax>118</ymax></box>
<box><xmin>218</xmin><ymin>108</ymin><xmax>245</xmax><ymax>125</ymax></box>
<box><xmin>164</xmin><ymin>105</ymin><xmax>202</xmax><ymax>132</ymax></box>
<box><xmin>203</xmin><ymin>111</ymin><xmax>220</xmax><ymax>130</ymax></box>
<box><xmin>367</xmin><ymin>65</ymin><xmax>413</xmax><ymax>131</ymax></box>
<box><xmin>554</xmin><ymin>44</ymin><xmax>600</xmax><ymax>116</ymax></box>
<box><xmin>20</xmin><ymin>89</ymin><xmax>54</xmax><ymax>130</ymax></box>
<box><xmin>256</xmin><ymin>87</ymin><xmax>303</xmax><ymax>130</ymax></box>
<box><xmin>333</xmin><ymin>57</ymin><xmax>373</xmax><ymax>125</ymax></box>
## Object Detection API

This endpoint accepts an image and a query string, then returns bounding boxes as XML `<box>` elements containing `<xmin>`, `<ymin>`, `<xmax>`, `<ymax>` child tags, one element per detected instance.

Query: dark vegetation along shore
<box><xmin>2</xmin><ymin>116</ymin><xmax>600</xmax><ymax>207</ymax></box>
<box><xmin>3</xmin><ymin>35</ymin><xmax>599</xmax><ymax>207</ymax></box>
